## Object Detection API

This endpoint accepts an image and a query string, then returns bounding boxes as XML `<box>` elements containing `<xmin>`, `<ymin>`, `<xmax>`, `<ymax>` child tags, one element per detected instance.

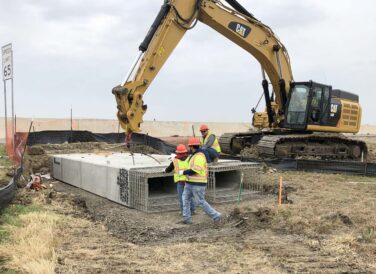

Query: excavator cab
<box><xmin>284</xmin><ymin>81</ymin><xmax>331</xmax><ymax>130</ymax></box>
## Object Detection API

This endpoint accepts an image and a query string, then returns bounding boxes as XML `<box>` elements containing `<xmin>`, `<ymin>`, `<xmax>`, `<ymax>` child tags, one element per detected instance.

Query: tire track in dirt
<box><xmin>242</xmin><ymin>232</ymin><xmax>370</xmax><ymax>274</ymax></box>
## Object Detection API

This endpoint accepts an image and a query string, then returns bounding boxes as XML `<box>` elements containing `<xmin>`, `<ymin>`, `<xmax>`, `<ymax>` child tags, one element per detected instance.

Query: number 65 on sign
<box><xmin>2</xmin><ymin>44</ymin><xmax>13</xmax><ymax>81</ymax></box>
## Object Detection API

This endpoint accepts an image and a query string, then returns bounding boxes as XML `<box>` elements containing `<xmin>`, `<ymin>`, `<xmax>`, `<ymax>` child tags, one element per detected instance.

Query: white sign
<box><xmin>2</xmin><ymin>44</ymin><xmax>13</xmax><ymax>81</ymax></box>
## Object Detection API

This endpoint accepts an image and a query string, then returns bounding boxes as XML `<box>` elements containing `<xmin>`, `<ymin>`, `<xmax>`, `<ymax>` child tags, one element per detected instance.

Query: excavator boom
<box><xmin>112</xmin><ymin>0</ymin><xmax>293</xmax><ymax>134</ymax></box>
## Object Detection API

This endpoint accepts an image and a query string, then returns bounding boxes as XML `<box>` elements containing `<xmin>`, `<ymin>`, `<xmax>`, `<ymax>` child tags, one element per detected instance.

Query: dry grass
<box><xmin>0</xmin><ymin>209</ymin><xmax>61</xmax><ymax>273</ymax></box>
<box><xmin>325</xmin><ymin>233</ymin><xmax>357</xmax><ymax>254</ymax></box>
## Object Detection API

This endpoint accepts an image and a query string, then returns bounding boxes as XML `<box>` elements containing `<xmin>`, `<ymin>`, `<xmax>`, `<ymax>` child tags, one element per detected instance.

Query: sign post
<box><xmin>2</xmin><ymin>43</ymin><xmax>14</xmax><ymax>150</ymax></box>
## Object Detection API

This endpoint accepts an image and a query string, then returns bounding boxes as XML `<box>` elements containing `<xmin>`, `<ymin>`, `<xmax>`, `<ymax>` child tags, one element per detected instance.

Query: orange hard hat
<box><xmin>175</xmin><ymin>144</ymin><xmax>188</xmax><ymax>154</ymax></box>
<box><xmin>188</xmin><ymin>137</ymin><xmax>201</xmax><ymax>146</ymax></box>
<box><xmin>200</xmin><ymin>124</ymin><xmax>209</xmax><ymax>131</ymax></box>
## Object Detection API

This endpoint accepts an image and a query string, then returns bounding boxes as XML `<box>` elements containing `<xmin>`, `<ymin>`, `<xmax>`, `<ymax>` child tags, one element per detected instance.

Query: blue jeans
<box><xmin>182</xmin><ymin>183</ymin><xmax>221</xmax><ymax>223</ymax></box>
<box><xmin>177</xmin><ymin>182</ymin><xmax>195</xmax><ymax>214</ymax></box>
<box><xmin>202</xmin><ymin>147</ymin><xmax>219</xmax><ymax>163</ymax></box>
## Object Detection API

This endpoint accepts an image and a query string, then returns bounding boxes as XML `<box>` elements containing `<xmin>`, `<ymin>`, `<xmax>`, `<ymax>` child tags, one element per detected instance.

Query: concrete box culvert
<box><xmin>51</xmin><ymin>153</ymin><xmax>262</xmax><ymax>212</ymax></box>
<box><xmin>207</xmin><ymin>162</ymin><xmax>262</xmax><ymax>204</ymax></box>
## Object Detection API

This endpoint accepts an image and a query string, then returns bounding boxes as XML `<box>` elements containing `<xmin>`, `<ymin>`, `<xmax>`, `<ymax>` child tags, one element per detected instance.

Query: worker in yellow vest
<box><xmin>199</xmin><ymin>124</ymin><xmax>221</xmax><ymax>164</ymax></box>
<box><xmin>178</xmin><ymin>137</ymin><xmax>221</xmax><ymax>224</ymax></box>
<box><xmin>164</xmin><ymin>144</ymin><xmax>195</xmax><ymax>215</ymax></box>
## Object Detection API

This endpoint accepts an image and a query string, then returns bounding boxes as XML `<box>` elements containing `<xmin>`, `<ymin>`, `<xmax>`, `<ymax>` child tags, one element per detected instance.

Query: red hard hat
<box><xmin>175</xmin><ymin>144</ymin><xmax>188</xmax><ymax>154</ymax></box>
<box><xmin>200</xmin><ymin>124</ymin><xmax>209</xmax><ymax>131</ymax></box>
<box><xmin>188</xmin><ymin>137</ymin><xmax>201</xmax><ymax>146</ymax></box>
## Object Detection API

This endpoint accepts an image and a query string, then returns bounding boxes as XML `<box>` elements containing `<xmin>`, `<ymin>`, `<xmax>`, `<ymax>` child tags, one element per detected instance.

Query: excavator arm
<box><xmin>113</xmin><ymin>0</ymin><xmax>294</xmax><ymax>134</ymax></box>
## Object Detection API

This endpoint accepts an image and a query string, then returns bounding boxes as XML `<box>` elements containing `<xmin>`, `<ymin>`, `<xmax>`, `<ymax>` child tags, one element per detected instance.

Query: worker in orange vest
<box><xmin>164</xmin><ymin>144</ymin><xmax>195</xmax><ymax>215</ymax></box>
<box><xmin>199</xmin><ymin>124</ymin><xmax>221</xmax><ymax>163</ymax></box>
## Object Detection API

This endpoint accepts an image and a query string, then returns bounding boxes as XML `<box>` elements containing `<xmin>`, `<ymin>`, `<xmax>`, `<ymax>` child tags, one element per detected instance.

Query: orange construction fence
<box><xmin>5</xmin><ymin>120</ymin><xmax>29</xmax><ymax>166</ymax></box>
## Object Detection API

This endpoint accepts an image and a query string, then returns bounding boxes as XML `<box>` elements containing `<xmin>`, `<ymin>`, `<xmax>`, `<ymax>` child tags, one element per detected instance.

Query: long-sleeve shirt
<box><xmin>202</xmin><ymin>134</ymin><xmax>216</xmax><ymax>149</ymax></box>
<box><xmin>164</xmin><ymin>155</ymin><xmax>188</xmax><ymax>173</ymax></box>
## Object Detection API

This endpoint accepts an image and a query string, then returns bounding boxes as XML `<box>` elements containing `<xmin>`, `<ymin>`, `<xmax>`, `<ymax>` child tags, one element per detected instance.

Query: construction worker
<box><xmin>179</xmin><ymin>137</ymin><xmax>221</xmax><ymax>224</ymax></box>
<box><xmin>199</xmin><ymin>124</ymin><xmax>221</xmax><ymax>163</ymax></box>
<box><xmin>164</xmin><ymin>144</ymin><xmax>195</xmax><ymax>215</ymax></box>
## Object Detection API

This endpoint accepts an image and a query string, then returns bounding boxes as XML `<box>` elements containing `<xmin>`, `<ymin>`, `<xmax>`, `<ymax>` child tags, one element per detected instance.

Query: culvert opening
<box><xmin>148</xmin><ymin>176</ymin><xmax>176</xmax><ymax>198</ymax></box>
<box><xmin>146</xmin><ymin>175</ymin><xmax>180</xmax><ymax>211</ymax></box>
<box><xmin>213</xmin><ymin>170</ymin><xmax>242</xmax><ymax>191</ymax></box>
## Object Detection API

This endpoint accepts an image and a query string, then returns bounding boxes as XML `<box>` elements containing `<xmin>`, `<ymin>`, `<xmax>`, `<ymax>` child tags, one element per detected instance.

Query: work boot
<box><xmin>213</xmin><ymin>213</ymin><xmax>222</xmax><ymax>223</ymax></box>
<box><xmin>177</xmin><ymin>219</ymin><xmax>192</xmax><ymax>225</ymax></box>
<box><xmin>213</xmin><ymin>214</ymin><xmax>224</xmax><ymax>227</ymax></box>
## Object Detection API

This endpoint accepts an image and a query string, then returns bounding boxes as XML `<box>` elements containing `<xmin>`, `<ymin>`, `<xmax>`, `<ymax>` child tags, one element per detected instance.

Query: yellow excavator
<box><xmin>112</xmin><ymin>0</ymin><xmax>367</xmax><ymax>160</ymax></box>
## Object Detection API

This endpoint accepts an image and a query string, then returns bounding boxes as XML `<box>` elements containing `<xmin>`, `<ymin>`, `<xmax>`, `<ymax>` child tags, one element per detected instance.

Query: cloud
<box><xmin>0</xmin><ymin>0</ymin><xmax>375</xmax><ymax>125</ymax></box>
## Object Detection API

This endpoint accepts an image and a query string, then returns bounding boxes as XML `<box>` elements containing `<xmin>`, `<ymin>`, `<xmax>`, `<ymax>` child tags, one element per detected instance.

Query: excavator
<box><xmin>112</xmin><ymin>0</ymin><xmax>367</xmax><ymax>161</ymax></box>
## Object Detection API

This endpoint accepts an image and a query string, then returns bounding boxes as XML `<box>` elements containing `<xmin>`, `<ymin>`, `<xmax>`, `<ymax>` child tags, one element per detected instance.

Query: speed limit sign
<box><xmin>2</xmin><ymin>44</ymin><xmax>13</xmax><ymax>81</ymax></box>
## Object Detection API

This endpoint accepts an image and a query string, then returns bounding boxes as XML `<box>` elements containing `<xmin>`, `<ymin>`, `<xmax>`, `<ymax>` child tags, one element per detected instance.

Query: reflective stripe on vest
<box><xmin>173</xmin><ymin>158</ymin><xmax>189</xmax><ymax>183</ymax></box>
<box><xmin>187</xmin><ymin>152</ymin><xmax>208</xmax><ymax>183</ymax></box>
<box><xmin>200</xmin><ymin>131</ymin><xmax>221</xmax><ymax>153</ymax></box>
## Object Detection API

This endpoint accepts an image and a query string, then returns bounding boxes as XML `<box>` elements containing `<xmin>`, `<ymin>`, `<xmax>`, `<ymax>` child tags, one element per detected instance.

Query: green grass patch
<box><xmin>0</xmin><ymin>256</ymin><xmax>17</xmax><ymax>274</ymax></box>
<box><xmin>0</xmin><ymin>204</ymin><xmax>44</xmax><ymax>244</ymax></box>
<box><xmin>361</xmin><ymin>226</ymin><xmax>376</xmax><ymax>243</ymax></box>
<box><xmin>0</xmin><ymin>269</ymin><xmax>18</xmax><ymax>274</ymax></box>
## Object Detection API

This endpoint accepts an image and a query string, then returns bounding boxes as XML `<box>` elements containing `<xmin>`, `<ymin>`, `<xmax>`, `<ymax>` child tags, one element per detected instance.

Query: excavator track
<box><xmin>219</xmin><ymin>131</ymin><xmax>263</xmax><ymax>155</ymax></box>
<box><xmin>220</xmin><ymin>132</ymin><xmax>368</xmax><ymax>161</ymax></box>
<box><xmin>256</xmin><ymin>134</ymin><xmax>367</xmax><ymax>160</ymax></box>
<box><xmin>218</xmin><ymin>133</ymin><xmax>236</xmax><ymax>154</ymax></box>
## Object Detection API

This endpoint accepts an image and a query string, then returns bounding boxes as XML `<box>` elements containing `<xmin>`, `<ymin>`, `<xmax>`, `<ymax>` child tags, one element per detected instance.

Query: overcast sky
<box><xmin>0</xmin><ymin>0</ymin><xmax>375</xmax><ymax>124</ymax></box>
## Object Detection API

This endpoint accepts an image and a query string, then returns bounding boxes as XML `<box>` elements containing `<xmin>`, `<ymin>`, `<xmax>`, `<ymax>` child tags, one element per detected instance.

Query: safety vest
<box><xmin>200</xmin><ymin>131</ymin><xmax>221</xmax><ymax>153</ymax></box>
<box><xmin>173</xmin><ymin>158</ymin><xmax>189</xmax><ymax>183</ymax></box>
<box><xmin>187</xmin><ymin>152</ymin><xmax>208</xmax><ymax>184</ymax></box>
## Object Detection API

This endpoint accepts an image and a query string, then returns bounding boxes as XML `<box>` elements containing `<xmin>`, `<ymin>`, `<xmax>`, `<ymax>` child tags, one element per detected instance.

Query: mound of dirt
<box><xmin>0</xmin><ymin>178</ymin><xmax>10</xmax><ymax>188</ymax></box>
<box><xmin>240</xmin><ymin>146</ymin><xmax>259</xmax><ymax>158</ymax></box>
<box><xmin>0</xmin><ymin>168</ymin><xmax>14</xmax><ymax>188</ymax></box>
<box><xmin>21</xmin><ymin>142</ymin><xmax>163</xmax><ymax>181</ymax></box>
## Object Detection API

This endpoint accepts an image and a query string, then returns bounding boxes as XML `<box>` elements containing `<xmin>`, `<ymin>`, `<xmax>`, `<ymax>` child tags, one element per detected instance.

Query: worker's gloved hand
<box><xmin>168</xmin><ymin>153</ymin><xmax>176</xmax><ymax>161</ymax></box>
<box><xmin>178</xmin><ymin>170</ymin><xmax>184</xmax><ymax>176</ymax></box>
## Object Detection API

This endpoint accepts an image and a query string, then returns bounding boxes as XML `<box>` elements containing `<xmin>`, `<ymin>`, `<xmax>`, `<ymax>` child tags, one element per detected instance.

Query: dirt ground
<box><xmin>5</xmin><ymin>137</ymin><xmax>376</xmax><ymax>273</ymax></box>
<box><xmin>10</xmin><ymin>170</ymin><xmax>374</xmax><ymax>273</ymax></box>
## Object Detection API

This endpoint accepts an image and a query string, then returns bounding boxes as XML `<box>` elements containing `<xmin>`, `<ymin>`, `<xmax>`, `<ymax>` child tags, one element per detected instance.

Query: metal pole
<box><xmin>121</xmin><ymin>52</ymin><xmax>143</xmax><ymax>86</ymax></box>
<box><xmin>11</xmin><ymin>48</ymin><xmax>14</xmax><ymax>152</ymax></box>
<box><xmin>70</xmin><ymin>107</ymin><xmax>73</xmax><ymax>143</ymax></box>
<box><xmin>70</xmin><ymin>107</ymin><xmax>73</xmax><ymax>131</ymax></box>
<box><xmin>3</xmin><ymin>80</ymin><xmax>8</xmax><ymax>143</ymax></box>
